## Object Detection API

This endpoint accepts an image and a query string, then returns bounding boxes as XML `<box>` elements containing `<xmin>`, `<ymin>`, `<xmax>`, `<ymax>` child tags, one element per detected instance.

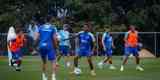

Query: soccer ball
<box><xmin>74</xmin><ymin>68</ymin><xmax>82</xmax><ymax>75</ymax></box>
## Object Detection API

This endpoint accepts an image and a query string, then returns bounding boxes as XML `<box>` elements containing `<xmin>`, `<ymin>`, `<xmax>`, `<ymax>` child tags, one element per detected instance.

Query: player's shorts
<box><xmin>11</xmin><ymin>49</ymin><xmax>22</xmax><ymax>60</ymax></box>
<box><xmin>124</xmin><ymin>47</ymin><xmax>139</xmax><ymax>56</ymax></box>
<box><xmin>39</xmin><ymin>47</ymin><xmax>56</xmax><ymax>61</ymax></box>
<box><xmin>59</xmin><ymin>45</ymin><xmax>69</xmax><ymax>56</ymax></box>
<box><xmin>77</xmin><ymin>48</ymin><xmax>92</xmax><ymax>57</ymax></box>
<box><xmin>105</xmin><ymin>48</ymin><xmax>113</xmax><ymax>57</ymax></box>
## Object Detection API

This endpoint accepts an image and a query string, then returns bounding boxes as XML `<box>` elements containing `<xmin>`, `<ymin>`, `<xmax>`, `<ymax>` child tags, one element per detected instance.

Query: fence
<box><xmin>0</xmin><ymin>32</ymin><xmax>160</xmax><ymax>57</ymax></box>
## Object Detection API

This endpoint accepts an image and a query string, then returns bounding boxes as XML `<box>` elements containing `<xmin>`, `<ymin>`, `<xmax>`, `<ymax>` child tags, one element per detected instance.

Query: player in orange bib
<box><xmin>9</xmin><ymin>28</ymin><xmax>25</xmax><ymax>71</ymax></box>
<box><xmin>120</xmin><ymin>25</ymin><xmax>144</xmax><ymax>71</ymax></box>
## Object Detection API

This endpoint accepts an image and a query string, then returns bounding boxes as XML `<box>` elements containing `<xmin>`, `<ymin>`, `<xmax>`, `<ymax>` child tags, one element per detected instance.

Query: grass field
<box><xmin>0</xmin><ymin>56</ymin><xmax>160</xmax><ymax>80</ymax></box>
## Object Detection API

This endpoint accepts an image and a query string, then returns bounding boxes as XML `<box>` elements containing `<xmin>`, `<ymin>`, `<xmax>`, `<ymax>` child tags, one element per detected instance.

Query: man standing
<box><xmin>57</xmin><ymin>24</ymin><xmax>71</xmax><ymax>67</ymax></box>
<box><xmin>98</xmin><ymin>30</ymin><xmax>116</xmax><ymax>70</ymax></box>
<box><xmin>120</xmin><ymin>25</ymin><xmax>144</xmax><ymax>71</ymax></box>
<box><xmin>73</xmin><ymin>24</ymin><xmax>96</xmax><ymax>76</ymax></box>
<box><xmin>34</xmin><ymin>16</ymin><xmax>58</xmax><ymax>80</ymax></box>
<box><xmin>7</xmin><ymin>26</ymin><xmax>16</xmax><ymax>66</ymax></box>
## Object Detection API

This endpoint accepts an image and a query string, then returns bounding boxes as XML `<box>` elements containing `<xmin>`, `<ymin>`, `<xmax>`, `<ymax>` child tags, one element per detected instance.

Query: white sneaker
<box><xmin>120</xmin><ymin>65</ymin><xmax>124</xmax><ymax>71</ymax></box>
<box><xmin>42</xmin><ymin>73</ymin><xmax>48</xmax><ymax>80</ymax></box>
<box><xmin>109</xmin><ymin>65</ymin><xmax>116</xmax><ymax>70</ymax></box>
<box><xmin>66</xmin><ymin>62</ymin><xmax>71</xmax><ymax>67</ymax></box>
<box><xmin>90</xmin><ymin>70</ymin><xmax>96</xmax><ymax>76</ymax></box>
<box><xmin>51</xmin><ymin>74</ymin><xmax>56</xmax><ymax>80</ymax></box>
<box><xmin>74</xmin><ymin>67</ymin><xmax>82</xmax><ymax>75</ymax></box>
<box><xmin>98</xmin><ymin>62</ymin><xmax>103</xmax><ymax>69</ymax></box>
<box><xmin>136</xmin><ymin>66</ymin><xmax>144</xmax><ymax>71</ymax></box>
<box><xmin>9</xmin><ymin>59</ymin><xmax>12</xmax><ymax>66</ymax></box>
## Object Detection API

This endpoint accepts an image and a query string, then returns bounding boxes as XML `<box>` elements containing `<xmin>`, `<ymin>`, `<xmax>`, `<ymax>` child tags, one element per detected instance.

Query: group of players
<box><xmin>7</xmin><ymin>16</ymin><xmax>144</xmax><ymax>80</ymax></box>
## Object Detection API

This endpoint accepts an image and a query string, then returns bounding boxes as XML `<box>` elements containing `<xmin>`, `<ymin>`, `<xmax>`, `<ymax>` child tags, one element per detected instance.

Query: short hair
<box><xmin>45</xmin><ymin>15</ymin><xmax>52</xmax><ymax>22</ymax></box>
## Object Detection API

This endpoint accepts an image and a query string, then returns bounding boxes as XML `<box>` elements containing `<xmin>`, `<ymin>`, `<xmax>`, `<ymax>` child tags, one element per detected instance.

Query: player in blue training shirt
<box><xmin>34</xmin><ymin>16</ymin><xmax>58</xmax><ymax>80</ymax></box>
<box><xmin>72</xmin><ymin>24</ymin><xmax>96</xmax><ymax>76</ymax></box>
<box><xmin>57</xmin><ymin>24</ymin><xmax>71</xmax><ymax>67</ymax></box>
<box><xmin>98</xmin><ymin>30</ymin><xmax>116</xmax><ymax>70</ymax></box>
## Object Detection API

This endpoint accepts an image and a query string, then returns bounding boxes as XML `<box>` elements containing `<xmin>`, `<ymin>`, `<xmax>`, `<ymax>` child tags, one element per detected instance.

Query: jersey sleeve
<box><xmin>35</xmin><ymin>26</ymin><xmax>40</xmax><ymax>33</ymax></box>
<box><xmin>89</xmin><ymin>32</ymin><xmax>95</xmax><ymax>42</ymax></box>
<box><xmin>102</xmin><ymin>33</ymin><xmax>106</xmax><ymax>42</ymax></box>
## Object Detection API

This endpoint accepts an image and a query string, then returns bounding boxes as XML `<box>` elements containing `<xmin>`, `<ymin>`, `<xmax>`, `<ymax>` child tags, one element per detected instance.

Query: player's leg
<box><xmin>56</xmin><ymin>46</ymin><xmax>62</xmax><ymax>62</ymax></box>
<box><xmin>64</xmin><ymin>46</ymin><xmax>71</xmax><ymax>67</ymax></box>
<box><xmin>10</xmin><ymin>50</ymin><xmax>22</xmax><ymax>71</ymax></box>
<box><xmin>108</xmin><ymin>57</ymin><xmax>116</xmax><ymax>70</ymax></box>
<box><xmin>133</xmin><ymin>48</ymin><xmax>144</xmax><ymax>71</ymax></box>
<box><xmin>7</xmin><ymin>45</ymin><xmax>12</xmax><ymax>66</ymax></box>
<box><xmin>56</xmin><ymin>52</ymin><xmax>62</xmax><ymax>67</ymax></box>
<box><xmin>73</xmin><ymin>55</ymin><xmax>80</xmax><ymax>70</ymax></box>
<box><xmin>16</xmin><ymin>50</ymin><xmax>22</xmax><ymax>71</ymax></box>
<box><xmin>39</xmin><ymin>49</ymin><xmax>48</xmax><ymax>80</ymax></box>
<box><xmin>98</xmin><ymin>57</ymin><xmax>109</xmax><ymax>69</ymax></box>
<box><xmin>120</xmin><ymin>47</ymin><xmax>130</xmax><ymax>71</ymax></box>
<box><xmin>87</xmin><ymin>56</ymin><xmax>96</xmax><ymax>76</ymax></box>
<box><xmin>72</xmin><ymin>54</ymin><xmax>82</xmax><ymax>75</ymax></box>
<box><xmin>48</xmin><ymin>49</ymin><xmax>57</xmax><ymax>80</ymax></box>
<box><xmin>98</xmin><ymin>49</ymin><xmax>116</xmax><ymax>70</ymax></box>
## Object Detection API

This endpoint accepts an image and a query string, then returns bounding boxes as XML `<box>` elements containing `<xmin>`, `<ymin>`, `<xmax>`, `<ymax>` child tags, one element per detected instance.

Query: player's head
<box><xmin>129</xmin><ymin>25</ymin><xmax>136</xmax><ymax>32</ymax></box>
<box><xmin>8</xmin><ymin>26</ymin><xmax>16</xmax><ymax>34</ymax></box>
<box><xmin>45</xmin><ymin>15</ymin><xmax>52</xmax><ymax>23</ymax></box>
<box><xmin>16</xmin><ymin>28</ymin><xmax>23</xmax><ymax>35</ymax></box>
<box><xmin>83</xmin><ymin>23</ymin><xmax>90</xmax><ymax>32</ymax></box>
<box><xmin>7</xmin><ymin>26</ymin><xmax>16</xmax><ymax>41</ymax></box>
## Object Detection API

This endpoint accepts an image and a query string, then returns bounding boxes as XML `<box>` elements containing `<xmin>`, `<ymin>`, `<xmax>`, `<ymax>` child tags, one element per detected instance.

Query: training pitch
<box><xmin>0</xmin><ymin>56</ymin><xmax>160</xmax><ymax>80</ymax></box>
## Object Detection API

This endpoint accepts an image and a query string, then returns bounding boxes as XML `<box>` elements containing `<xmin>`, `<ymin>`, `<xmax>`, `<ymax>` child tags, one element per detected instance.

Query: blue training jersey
<box><xmin>78</xmin><ymin>31</ymin><xmax>95</xmax><ymax>51</ymax></box>
<box><xmin>58</xmin><ymin>30</ymin><xmax>70</xmax><ymax>46</ymax></box>
<box><xmin>37</xmin><ymin>23</ymin><xmax>57</xmax><ymax>49</ymax></box>
<box><xmin>102</xmin><ymin>32</ymin><xmax>113</xmax><ymax>49</ymax></box>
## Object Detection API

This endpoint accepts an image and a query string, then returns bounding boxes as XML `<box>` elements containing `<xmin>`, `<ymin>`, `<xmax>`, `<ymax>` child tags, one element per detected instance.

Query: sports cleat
<box><xmin>15</xmin><ymin>66</ymin><xmax>21</xmax><ymax>72</ymax></box>
<box><xmin>51</xmin><ymin>74</ymin><xmax>56</xmax><ymax>80</ymax></box>
<box><xmin>90</xmin><ymin>70</ymin><xmax>96</xmax><ymax>76</ymax></box>
<box><xmin>66</xmin><ymin>62</ymin><xmax>71</xmax><ymax>67</ymax></box>
<box><xmin>42</xmin><ymin>73</ymin><xmax>48</xmax><ymax>80</ymax></box>
<box><xmin>136</xmin><ymin>66</ymin><xmax>144</xmax><ymax>71</ymax></box>
<box><xmin>97</xmin><ymin>62</ymin><xmax>103</xmax><ymax>69</ymax></box>
<box><xmin>109</xmin><ymin>65</ymin><xmax>116</xmax><ymax>70</ymax></box>
<box><xmin>74</xmin><ymin>68</ymin><xmax>82</xmax><ymax>75</ymax></box>
<box><xmin>120</xmin><ymin>65</ymin><xmax>124</xmax><ymax>71</ymax></box>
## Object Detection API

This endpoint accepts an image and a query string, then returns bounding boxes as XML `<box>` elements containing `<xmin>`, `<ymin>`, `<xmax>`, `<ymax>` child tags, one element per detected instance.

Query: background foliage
<box><xmin>0</xmin><ymin>0</ymin><xmax>160</xmax><ymax>32</ymax></box>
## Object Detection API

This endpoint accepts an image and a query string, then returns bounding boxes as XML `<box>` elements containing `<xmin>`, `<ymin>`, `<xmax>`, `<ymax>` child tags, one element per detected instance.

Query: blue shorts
<box><xmin>59</xmin><ymin>46</ymin><xmax>69</xmax><ymax>56</ymax></box>
<box><xmin>124</xmin><ymin>47</ymin><xmax>139</xmax><ymax>56</ymax></box>
<box><xmin>78</xmin><ymin>49</ymin><xmax>92</xmax><ymax>57</ymax></box>
<box><xmin>105</xmin><ymin>48</ymin><xmax>113</xmax><ymax>57</ymax></box>
<box><xmin>12</xmin><ymin>49</ymin><xmax>22</xmax><ymax>60</ymax></box>
<box><xmin>39</xmin><ymin>48</ymin><xmax>56</xmax><ymax>61</ymax></box>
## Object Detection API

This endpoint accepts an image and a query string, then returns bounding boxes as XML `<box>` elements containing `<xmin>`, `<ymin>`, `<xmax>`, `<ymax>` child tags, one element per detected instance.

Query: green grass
<box><xmin>0</xmin><ymin>56</ymin><xmax>160</xmax><ymax>80</ymax></box>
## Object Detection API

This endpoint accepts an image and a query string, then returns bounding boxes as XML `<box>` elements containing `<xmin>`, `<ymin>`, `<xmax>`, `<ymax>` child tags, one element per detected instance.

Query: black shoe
<box><xmin>15</xmin><ymin>67</ymin><xmax>21</xmax><ymax>72</ymax></box>
<box><xmin>16</xmin><ymin>68</ymin><xmax>21</xmax><ymax>72</ymax></box>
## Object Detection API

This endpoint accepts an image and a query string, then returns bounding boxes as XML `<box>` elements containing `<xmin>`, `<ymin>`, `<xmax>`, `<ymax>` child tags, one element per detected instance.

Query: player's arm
<box><xmin>63</xmin><ymin>33</ymin><xmax>79</xmax><ymax>41</ymax></box>
<box><xmin>124</xmin><ymin>32</ymin><xmax>128</xmax><ymax>43</ymax></box>
<box><xmin>124</xmin><ymin>32</ymin><xmax>129</xmax><ymax>47</ymax></box>
<box><xmin>136</xmin><ymin>31</ymin><xmax>139</xmax><ymax>46</ymax></box>
<box><xmin>112</xmin><ymin>37</ymin><xmax>115</xmax><ymax>49</ymax></box>
<box><xmin>102</xmin><ymin>33</ymin><xmax>106</xmax><ymax>51</ymax></box>
<box><xmin>53</xmin><ymin>33</ymin><xmax>59</xmax><ymax>49</ymax></box>
<box><xmin>33</xmin><ymin>31</ymin><xmax>40</xmax><ymax>50</ymax></box>
<box><xmin>90</xmin><ymin>33</ymin><xmax>96</xmax><ymax>52</ymax></box>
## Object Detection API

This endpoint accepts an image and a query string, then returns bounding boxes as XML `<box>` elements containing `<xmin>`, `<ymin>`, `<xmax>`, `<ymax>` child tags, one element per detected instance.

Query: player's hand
<box><xmin>125</xmin><ymin>43</ymin><xmax>129</xmax><ymax>47</ymax></box>
<box><xmin>112</xmin><ymin>45</ymin><xmax>116</xmax><ymax>49</ymax></box>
